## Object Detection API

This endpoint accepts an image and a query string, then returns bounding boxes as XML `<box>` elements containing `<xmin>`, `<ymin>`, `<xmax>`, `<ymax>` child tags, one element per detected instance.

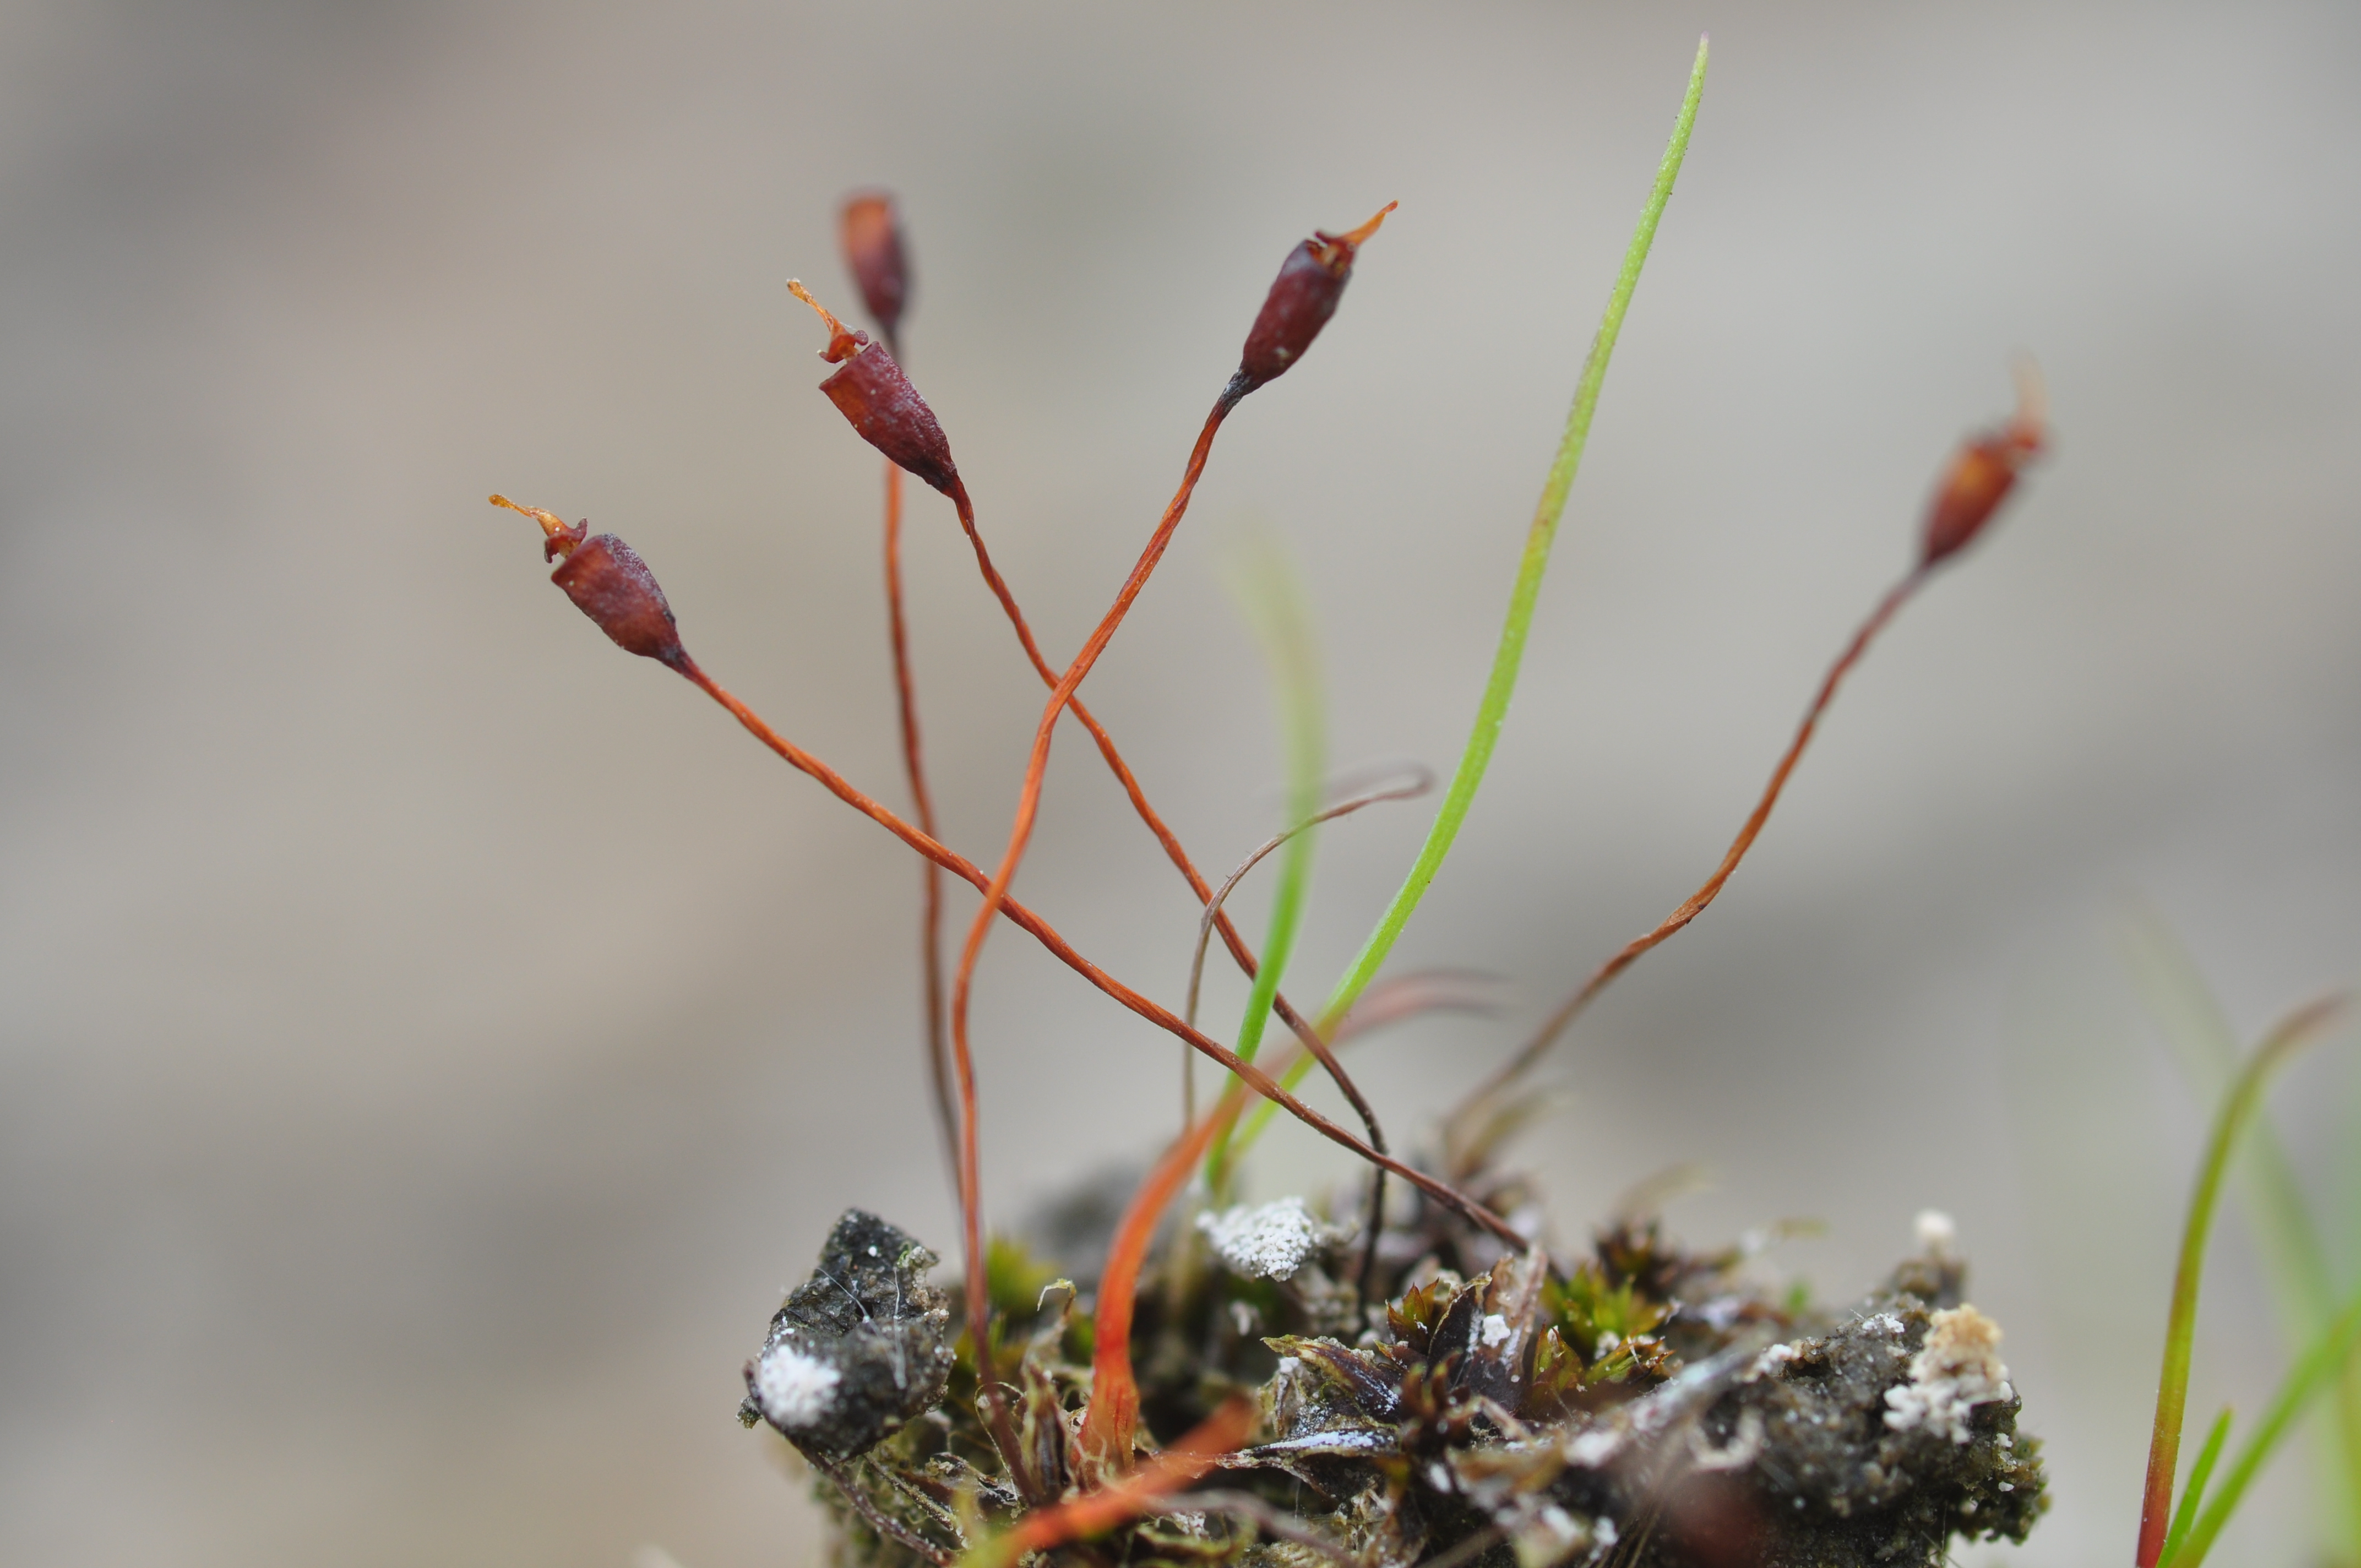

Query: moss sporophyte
<box><xmin>483</xmin><ymin>35</ymin><xmax>2351</xmax><ymax>1568</ymax></box>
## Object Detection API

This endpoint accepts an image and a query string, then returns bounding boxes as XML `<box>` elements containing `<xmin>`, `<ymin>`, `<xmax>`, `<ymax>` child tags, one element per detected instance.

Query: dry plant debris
<box><xmin>750</xmin><ymin>1190</ymin><xmax>2043</xmax><ymax>1568</ymax></box>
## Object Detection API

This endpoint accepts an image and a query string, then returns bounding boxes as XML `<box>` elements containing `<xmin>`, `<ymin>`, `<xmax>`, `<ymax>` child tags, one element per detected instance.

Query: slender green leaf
<box><xmin>2138</xmin><ymin>996</ymin><xmax>2348</xmax><ymax>1566</ymax></box>
<box><xmin>1227</xmin><ymin>39</ymin><xmax>1710</xmax><ymax>1172</ymax></box>
<box><xmin>2120</xmin><ymin>909</ymin><xmax>2361</xmax><ymax>1557</ymax></box>
<box><xmin>1205</xmin><ymin>529</ymin><xmax>1325</xmax><ymax>1189</ymax></box>
<box><xmin>1310</xmin><ymin>37</ymin><xmax>1709</xmax><ymax>1038</ymax></box>
<box><xmin>2175</xmin><ymin>1289</ymin><xmax>2361</xmax><ymax>1567</ymax></box>
<box><xmin>2120</xmin><ymin>911</ymin><xmax>2337</xmax><ymax>1327</ymax></box>
<box><xmin>2159</xmin><ymin>1405</ymin><xmax>2231</xmax><ymax>1567</ymax></box>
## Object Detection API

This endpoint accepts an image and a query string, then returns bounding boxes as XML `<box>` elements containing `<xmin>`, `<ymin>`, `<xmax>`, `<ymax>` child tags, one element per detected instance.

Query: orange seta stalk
<box><xmin>1079</xmin><ymin>1086</ymin><xmax>1249</xmax><ymax>1467</ymax></box>
<box><xmin>912</xmin><ymin>209</ymin><xmax>1405</xmax><ymax>1244</ymax></box>
<box><xmin>785</xmin><ymin>280</ymin><xmax>1386</xmax><ymax>1173</ymax></box>
<box><xmin>1454</xmin><ymin>569</ymin><xmax>1927</xmax><ymax>1116</ymax></box>
<box><xmin>1449</xmin><ymin>374</ymin><xmax>2048</xmax><ymax>1122</ymax></box>
<box><xmin>881</xmin><ymin>458</ymin><xmax>959</xmax><ymax>1194</ymax></box>
<box><xmin>834</xmin><ymin>202</ymin><xmax>950</xmax><ymax>1181</ymax></box>
<box><xmin>942</xmin><ymin>398</ymin><xmax>1230</xmax><ymax>1457</ymax></box>
<box><xmin>964</xmin><ymin>1395</ymin><xmax>1257</xmax><ymax>1568</ymax></box>
<box><xmin>939</xmin><ymin>472</ymin><xmax>1388</xmax><ymax>1158</ymax></box>
<box><xmin>649</xmin><ymin>654</ymin><xmax>1513</xmax><ymax>1235</ymax></box>
<box><xmin>878</xmin><ymin>460</ymin><xmax>958</xmax><ymax>1195</ymax></box>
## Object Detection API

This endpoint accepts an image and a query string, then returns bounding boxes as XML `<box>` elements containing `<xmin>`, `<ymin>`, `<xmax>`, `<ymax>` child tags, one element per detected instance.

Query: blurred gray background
<box><xmin>5</xmin><ymin>1</ymin><xmax>2359</xmax><ymax>1564</ymax></box>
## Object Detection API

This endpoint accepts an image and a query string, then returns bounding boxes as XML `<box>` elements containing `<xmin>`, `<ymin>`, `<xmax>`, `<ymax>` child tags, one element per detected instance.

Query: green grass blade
<box><xmin>1309</xmin><ymin>36</ymin><xmax>1709</xmax><ymax>1039</ymax></box>
<box><xmin>2158</xmin><ymin>1405</ymin><xmax>2231</xmax><ymax>1567</ymax></box>
<box><xmin>1227</xmin><ymin>40</ymin><xmax>1710</xmax><ymax>1171</ymax></box>
<box><xmin>2119</xmin><ymin>910</ymin><xmax>2361</xmax><ymax>1560</ymax></box>
<box><xmin>1205</xmin><ymin>530</ymin><xmax>1325</xmax><ymax>1189</ymax></box>
<box><xmin>2175</xmin><ymin>1289</ymin><xmax>2361</xmax><ymax>1567</ymax></box>
<box><xmin>2119</xmin><ymin>910</ymin><xmax>2338</xmax><ymax>1326</ymax></box>
<box><xmin>1228</xmin><ymin>1007</ymin><xmax>1334</xmax><ymax>1154</ymax></box>
<box><xmin>2138</xmin><ymin>996</ymin><xmax>2349</xmax><ymax>1567</ymax></box>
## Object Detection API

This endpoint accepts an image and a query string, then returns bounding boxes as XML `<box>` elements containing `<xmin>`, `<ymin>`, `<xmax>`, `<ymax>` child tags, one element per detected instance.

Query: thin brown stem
<box><xmin>1451</xmin><ymin>569</ymin><xmax>1927</xmax><ymax>1123</ymax></box>
<box><xmin>1183</xmin><ymin>765</ymin><xmax>1435</xmax><ymax>1035</ymax></box>
<box><xmin>1174</xmin><ymin>766</ymin><xmax>1428</xmax><ymax>1298</ymax></box>
<box><xmin>882</xmin><ymin>458</ymin><xmax>959</xmax><ymax>1196</ymax></box>
<box><xmin>668</xmin><ymin>654</ymin><xmax>1519</xmax><ymax>1249</ymax></box>
<box><xmin>1329</xmin><ymin>968</ymin><xmax>1507</xmax><ymax>1048</ymax></box>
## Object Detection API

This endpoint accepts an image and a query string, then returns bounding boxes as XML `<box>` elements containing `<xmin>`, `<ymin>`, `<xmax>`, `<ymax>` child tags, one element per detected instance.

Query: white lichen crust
<box><xmin>1883</xmin><ymin>1303</ymin><xmax>2013</xmax><ymax>1443</ymax></box>
<box><xmin>1197</xmin><ymin>1196</ymin><xmax>1347</xmax><ymax>1281</ymax></box>
<box><xmin>754</xmin><ymin>1343</ymin><xmax>844</xmax><ymax>1431</ymax></box>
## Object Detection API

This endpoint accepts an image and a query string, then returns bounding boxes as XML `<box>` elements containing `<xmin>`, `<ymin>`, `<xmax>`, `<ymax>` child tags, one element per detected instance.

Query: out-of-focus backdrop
<box><xmin>5</xmin><ymin>2</ymin><xmax>2359</xmax><ymax>1564</ymax></box>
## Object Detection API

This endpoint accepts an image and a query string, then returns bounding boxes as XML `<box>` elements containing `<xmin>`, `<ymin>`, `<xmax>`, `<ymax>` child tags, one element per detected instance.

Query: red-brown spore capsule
<box><xmin>791</xmin><ymin>280</ymin><xmax>960</xmax><ymax>496</ymax></box>
<box><xmin>1231</xmin><ymin>201</ymin><xmax>1396</xmax><ymax>401</ymax></box>
<box><xmin>551</xmin><ymin>532</ymin><xmax>688</xmax><ymax>668</ymax></box>
<box><xmin>491</xmin><ymin>494</ymin><xmax>689</xmax><ymax>668</ymax></box>
<box><xmin>1919</xmin><ymin>366</ymin><xmax>2048</xmax><ymax>569</ymax></box>
<box><xmin>839</xmin><ymin>192</ymin><xmax>911</xmax><ymax>352</ymax></box>
<box><xmin>820</xmin><ymin>344</ymin><xmax>958</xmax><ymax>496</ymax></box>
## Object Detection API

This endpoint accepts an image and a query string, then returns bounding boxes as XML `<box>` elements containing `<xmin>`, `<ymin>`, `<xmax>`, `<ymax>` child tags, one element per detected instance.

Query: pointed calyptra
<box><xmin>1920</xmin><ymin>364</ymin><xmax>2048</xmax><ymax>569</ymax></box>
<box><xmin>491</xmin><ymin>495</ymin><xmax>689</xmax><ymax>670</ymax></box>
<box><xmin>788</xmin><ymin>280</ymin><xmax>959</xmax><ymax>496</ymax></box>
<box><xmin>1228</xmin><ymin>202</ymin><xmax>1397</xmax><ymax>402</ymax></box>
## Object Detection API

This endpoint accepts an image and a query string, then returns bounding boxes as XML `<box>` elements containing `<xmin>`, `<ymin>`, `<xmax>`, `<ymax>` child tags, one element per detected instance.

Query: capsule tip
<box><xmin>1918</xmin><ymin>362</ymin><xmax>2049</xmax><ymax>570</ymax></box>
<box><xmin>788</xmin><ymin>279</ymin><xmax>867</xmax><ymax>363</ymax></box>
<box><xmin>2007</xmin><ymin>355</ymin><xmax>2049</xmax><ymax>454</ymax></box>
<box><xmin>491</xmin><ymin>493</ymin><xmax>585</xmax><ymax>560</ymax></box>
<box><xmin>1332</xmin><ymin>200</ymin><xmax>1398</xmax><ymax>251</ymax></box>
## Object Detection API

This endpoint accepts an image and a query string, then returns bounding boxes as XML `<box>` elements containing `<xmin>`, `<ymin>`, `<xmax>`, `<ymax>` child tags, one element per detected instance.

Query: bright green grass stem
<box><xmin>1207</xmin><ymin>539</ymin><xmax>1326</xmax><ymax>1191</ymax></box>
<box><xmin>2159</xmin><ymin>1406</ymin><xmax>2232</xmax><ymax>1567</ymax></box>
<box><xmin>2141</xmin><ymin>999</ymin><xmax>2344</xmax><ymax>1566</ymax></box>
<box><xmin>2172</xmin><ymin>1291</ymin><xmax>2361</xmax><ymax>1567</ymax></box>
<box><xmin>1314</xmin><ymin>37</ymin><xmax>1707</xmax><ymax>1039</ymax></box>
<box><xmin>2119</xmin><ymin>913</ymin><xmax>2361</xmax><ymax>1558</ymax></box>
<box><xmin>1230</xmin><ymin>39</ymin><xmax>1707</xmax><ymax>1159</ymax></box>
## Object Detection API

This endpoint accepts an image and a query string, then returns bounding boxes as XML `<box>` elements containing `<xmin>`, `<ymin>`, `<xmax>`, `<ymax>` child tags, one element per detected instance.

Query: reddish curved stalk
<box><xmin>668</xmin><ymin>657</ymin><xmax>1510</xmax><ymax>1231</ymax></box>
<box><xmin>949</xmin><ymin>399</ymin><xmax>1227</xmax><ymax>1473</ymax></box>
<box><xmin>1452</xmin><ymin>568</ymin><xmax>1926</xmax><ymax>1119</ymax></box>
<box><xmin>940</xmin><ymin>476</ymin><xmax>1386</xmax><ymax>1160</ymax></box>
<box><xmin>967</xmin><ymin>1396</ymin><xmax>1257</xmax><ymax>1568</ymax></box>
<box><xmin>1079</xmin><ymin>1087</ymin><xmax>1248</xmax><ymax>1466</ymax></box>
<box><xmin>883</xmin><ymin>458</ymin><xmax>959</xmax><ymax>1190</ymax></box>
<box><xmin>948</xmin><ymin>396</ymin><xmax>1231</xmax><ymax>986</ymax></box>
<box><xmin>942</xmin><ymin>398</ymin><xmax>1228</xmax><ymax>1460</ymax></box>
